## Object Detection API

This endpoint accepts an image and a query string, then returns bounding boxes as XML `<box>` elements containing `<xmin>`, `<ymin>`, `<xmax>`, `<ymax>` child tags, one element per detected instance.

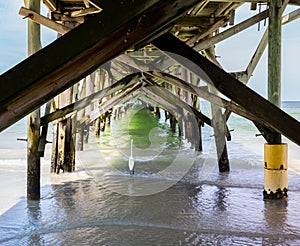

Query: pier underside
<box><xmin>0</xmin><ymin>0</ymin><xmax>300</xmax><ymax>199</ymax></box>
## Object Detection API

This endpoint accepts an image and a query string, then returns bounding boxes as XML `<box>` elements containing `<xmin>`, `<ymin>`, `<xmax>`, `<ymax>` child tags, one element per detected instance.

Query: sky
<box><xmin>0</xmin><ymin>2</ymin><xmax>299</xmax><ymax>101</ymax></box>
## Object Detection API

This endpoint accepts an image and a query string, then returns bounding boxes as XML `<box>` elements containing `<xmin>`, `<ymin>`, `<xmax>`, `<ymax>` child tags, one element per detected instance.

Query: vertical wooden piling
<box><xmin>27</xmin><ymin>0</ymin><xmax>42</xmax><ymax>200</ymax></box>
<box><xmin>205</xmin><ymin>47</ymin><xmax>230</xmax><ymax>172</ymax></box>
<box><xmin>57</xmin><ymin>87</ymin><xmax>74</xmax><ymax>172</ymax></box>
<box><xmin>192</xmin><ymin>94</ymin><xmax>203</xmax><ymax>151</ymax></box>
<box><xmin>38</xmin><ymin>101</ymin><xmax>51</xmax><ymax>157</ymax></box>
<box><xmin>209</xmin><ymin>86</ymin><xmax>230</xmax><ymax>172</ymax></box>
<box><xmin>51</xmin><ymin>120</ymin><xmax>59</xmax><ymax>173</ymax></box>
<box><xmin>94</xmin><ymin>70</ymin><xmax>103</xmax><ymax>136</ymax></box>
<box><xmin>76</xmin><ymin>78</ymin><xmax>86</xmax><ymax>151</ymax></box>
<box><xmin>264</xmin><ymin>0</ymin><xmax>287</xmax><ymax>199</ymax></box>
<box><xmin>70</xmin><ymin>83</ymin><xmax>78</xmax><ymax>171</ymax></box>
<box><xmin>154</xmin><ymin>105</ymin><xmax>161</xmax><ymax>119</ymax></box>
<box><xmin>51</xmin><ymin>21</ymin><xmax>78</xmax><ymax>172</ymax></box>
<box><xmin>268</xmin><ymin>0</ymin><xmax>282</xmax><ymax>144</ymax></box>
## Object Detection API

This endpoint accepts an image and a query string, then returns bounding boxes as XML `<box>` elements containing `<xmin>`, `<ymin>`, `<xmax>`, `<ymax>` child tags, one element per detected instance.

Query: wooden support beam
<box><xmin>204</xmin><ymin>46</ymin><xmax>229</xmax><ymax>172</ymax></box>
<box><xmin>139</xmin><ymin>93</ymin><xmax>181</xmax><ymax>117</ymax></box>
<box><xmin>83</xmin><ymin>0</ymin><xmax>90</xmax><ymax>8</ymax></box>
<box><xmin>0</xmin><ymin>0</ymin><xmax>200</xmax><ymax>132</ymax></box>
<box><xmin>51</xmin><ymin>21</ymin><xmax>78</xmax><ymax>174</ymax></box>
<box><xmin>57</xmin><ymin>85</ymin><xmax>74</xmax><ymax>173</ymax></box>
<box><xmin>224</xmin><ymin>6</ymin><xmax>300</xmax><ymax>123</ymax></box>
<box><xmin>142</xmin><ymin>85</ymin><xmax>201</xmax><ymax>149</ymax></box>
<box><xmin>214</xmin><ymin>3</ymin><xmax>232</xmax><ymax>17</ymax></box>
<box><xmin>75</xmin><ymin>79</ymin><xmax>86</xmax><ymax>151</ymax></box>
<box><xmin>246</xmin><ymin>7</ymin><xmax>300</xmax><ymax>82</ymax></box>
<box><xmin>41</xmin><ymin>73</ymin><xmax>140</xmax><ymax>124</ymax></box>
<box><xmin>175</xmin><ymin>16</ymin><xmax>223</xmax><ymax>26</ymax></box>
<box><xmin>149</xmin><ymin>71</ymin><xmax>258</xmax><ymax>126</ymax></box>
<box><xmin>186</xmin><ymin>17</ymin><xmax>229</xmax><ymax>46</ymax></box>
<box><xmin>203</xmin><ymin>48</ymin><xmax>232</xmax><ymax>141</ymax></box>
<box><xmin>115</xmin><ymin>53</ymin><xmax>175</xmax><ymax>74</ymax></box>
<box><xmin>19</xmin><ymin>7</ymin><xmax>71</xmax><ymax>35</ymax></box>
<box><xmin>152</xmin><ymin>33</ymin><xmax>300</xmax><ymax>146</ymax></box>
<box><xmin>89</xmin><ymin>83</ymin><xmax>144</xmax><ymax>123</ymax></box>
<box><xmin>51</xmin><ymin>12</ymin><xmax>85</xmax><ymax>24</ymax></box>
<box><xmin>143</xmin><ymin>80</ymin><xmax>212</xmax><ymax>127</ymax></box>
<box><xmin>70</xmin><ymin>7</ymin><xmax>101</xmax><ymax>17</ymax></box>
<box><xmin>188</xmin><ymin>0</ymin><xmax>209</xmax><ymax>16</ymax></box>
<box><xmin>194</xmin><ymin>9</ymin><xmax>269</xmax><ymax>51</ymax></box>
<box><xmin>87</xmin><ymin>0</ymin><xmax>102</xmax><ymax>11</ymax></box>
<box><xmin>27</xmin><ymin>0</ymin><xmax>41</xmax><ymax>200</ymax></box>
<box><xmin>267</xmin><ymin>0</ymin><xmax>284</xmax><ymax>144</ymax></box>
<box><xmin>42</xmin><ymin>0</ymin><xmax>57</xmax><ymax>11</ymax></box>
<box><xmin>94</xmin><ymin>69</ymin><xmax>105</xmax><ymax>136</ymax></box>
<box><xmin>38</xmin><ymin>101</ymin><xmax>51</xmax><ymax>157</ymax></box>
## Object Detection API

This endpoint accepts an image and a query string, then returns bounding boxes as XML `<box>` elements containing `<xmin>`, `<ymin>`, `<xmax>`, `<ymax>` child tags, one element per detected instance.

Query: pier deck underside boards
<box><xmin>0</xmin><ymin>0</ymin><xmax>299</xmax><ymax>147</ymax></box>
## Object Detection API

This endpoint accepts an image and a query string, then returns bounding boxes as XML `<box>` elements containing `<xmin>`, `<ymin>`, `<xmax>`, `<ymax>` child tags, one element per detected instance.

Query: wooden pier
<box><xmin>1</xmin><ymin>0</ymin><xmax>300</xmax><ymax>199</ymax></box>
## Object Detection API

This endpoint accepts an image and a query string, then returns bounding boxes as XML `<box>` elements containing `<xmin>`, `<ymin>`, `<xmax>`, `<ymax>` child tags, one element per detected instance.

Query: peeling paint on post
<box><xmin>265</xmin><ymin>0</ymin><xmax>287</xmax><ymax>199</ymax></box>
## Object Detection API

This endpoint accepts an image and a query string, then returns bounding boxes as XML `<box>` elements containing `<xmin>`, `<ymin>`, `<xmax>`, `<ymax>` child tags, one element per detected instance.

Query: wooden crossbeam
<box><xmin>246</xmin><ymin>7</ymin><xmax>300</xmax><ymax>81</ymax></box>
<box><xmin>70</xmin><ymin>7</ymin><xmax>101</xmax><ymax>17</ymax></box>
<box><xmin>152</xmin><ymin>33</ymin><xmax>300</xmax><ymax>146</ymax></box>
<box><xmin>41</xmin><ymin>73</ymin><xmax>140</xmax><ymax>124</ymax></box>
<box><xmin>138</xmin><ymin>91</ymin><xmax>181</xmax><ymax>116</ymax></box>
<box><xmin>186</xmin><ymin>17</ymin><xmax>229</xmax><ymax>46</ymax></box>
<box><xmin>0</xmin><ymin>0</ymin><xmax>201</xmax><ymax>132</ymax></box>
<box><xmin>89</xmin><ymin>83</ymin><xmax>144</xmax><ymax>123</ymax></box>
<box><xmin>224</xmin><ymin>6</ymin><xmax>300</xmax><ymax>120</ymax></box>
<box><xmin>42</xmin><ymin>0</ymin><xmax>57</xmax><ymax>11</ymax></box>
<box><xmin>143</xmin><ymin>78</ymin><xmax>212</xmax><ymax>126</ymax></box>
<box><xmin>194</xmin><ymin>9</ymin><xmax>268</xmax><ymax>51</ymax></box>
<box><xmin>19</xmin><ymin>7</ymin><xmax>71</xmax><ymax>35</ymax></box>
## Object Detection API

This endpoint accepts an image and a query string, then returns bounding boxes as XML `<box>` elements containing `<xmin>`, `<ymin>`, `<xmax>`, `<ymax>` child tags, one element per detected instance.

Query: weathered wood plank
<box><xmin>19</xmin><ymin>7</ymin><xmax>71</xmax><ymax>35</ymax></box>
<box><xmin>0</xmin><ymin>0</ymin><xmax>200</xmax><ymax>132</ymax></box>
<box><xmin>152</xmin><ymin>33</ymin><xmax>300</xmax><ymax>146</ymax></box>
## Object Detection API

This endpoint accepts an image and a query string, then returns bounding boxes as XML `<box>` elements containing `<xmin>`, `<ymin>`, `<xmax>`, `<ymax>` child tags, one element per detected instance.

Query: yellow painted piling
<box><xmin>263</xmin><ymin>143</ymin><xmax>288</xmax><ymax>199</ymax></box>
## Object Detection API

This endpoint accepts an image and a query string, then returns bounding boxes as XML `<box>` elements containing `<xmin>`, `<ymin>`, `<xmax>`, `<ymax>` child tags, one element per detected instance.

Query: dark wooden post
<box><xmin>268</xmin><ymin>0</ymin><xmax>282</xmax><ymax>144</ymax></box>
<box><xmin>154</xmin><ymin>105</ymin><xmax>161</xmax><ymax>119</ymax></box>
<box><xmin>94</xmin><ymin>70</ymin><xmax>103</xmax><ymax>136</ymax></box>
<box><xmin>57</xmin><ymin>86</ymin><xmax>74</xmax><ymax>173</ymax></box>
<box><xmin>70</xmin><ymin>83</ymin><xmax>78</xmax><ymax>171</ymax></box>
<box><xmin>38</xmin><ymin>101</ymin><xmax>51</xmax><ymax>157</ymax></box>
<box><xmin>51</xmin><ymin>118</ymin><xmax>59</xmax><ymax>173</ymax></box>
<box><xmin>169</xmin><ymin>114</ymin><xmax>177</xmax><ymax>132</ymax></box>
<box><xmin>27</xmin><ymin>0</ymin><xmax>42</xmax><ymax>200</ymax></box>
<box><xmin>50</xmin><ymin>21</ymin><xmax>77</xmax><ymax>173</ymax></box>
<box><xmin>192</xmin><ymin>94</ymin><xmax>203</xmax><ymax>151</ymax></box>
<box><xmin>76</xmin><ymin>78</ymin><xmax>86</xmax><ymax>151</ymax></box>
<box><xmin>205</xmin><ymin>46</ymin><xmax>230</xmax><ymax>172</ymax></box>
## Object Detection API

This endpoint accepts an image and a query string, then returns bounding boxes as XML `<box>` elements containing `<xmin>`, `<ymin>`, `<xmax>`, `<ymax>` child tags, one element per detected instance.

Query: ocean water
<box><xmin>0</xmin><ymin>102</ymin><xmax>300</xmax><ymax>245</ymax></box>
